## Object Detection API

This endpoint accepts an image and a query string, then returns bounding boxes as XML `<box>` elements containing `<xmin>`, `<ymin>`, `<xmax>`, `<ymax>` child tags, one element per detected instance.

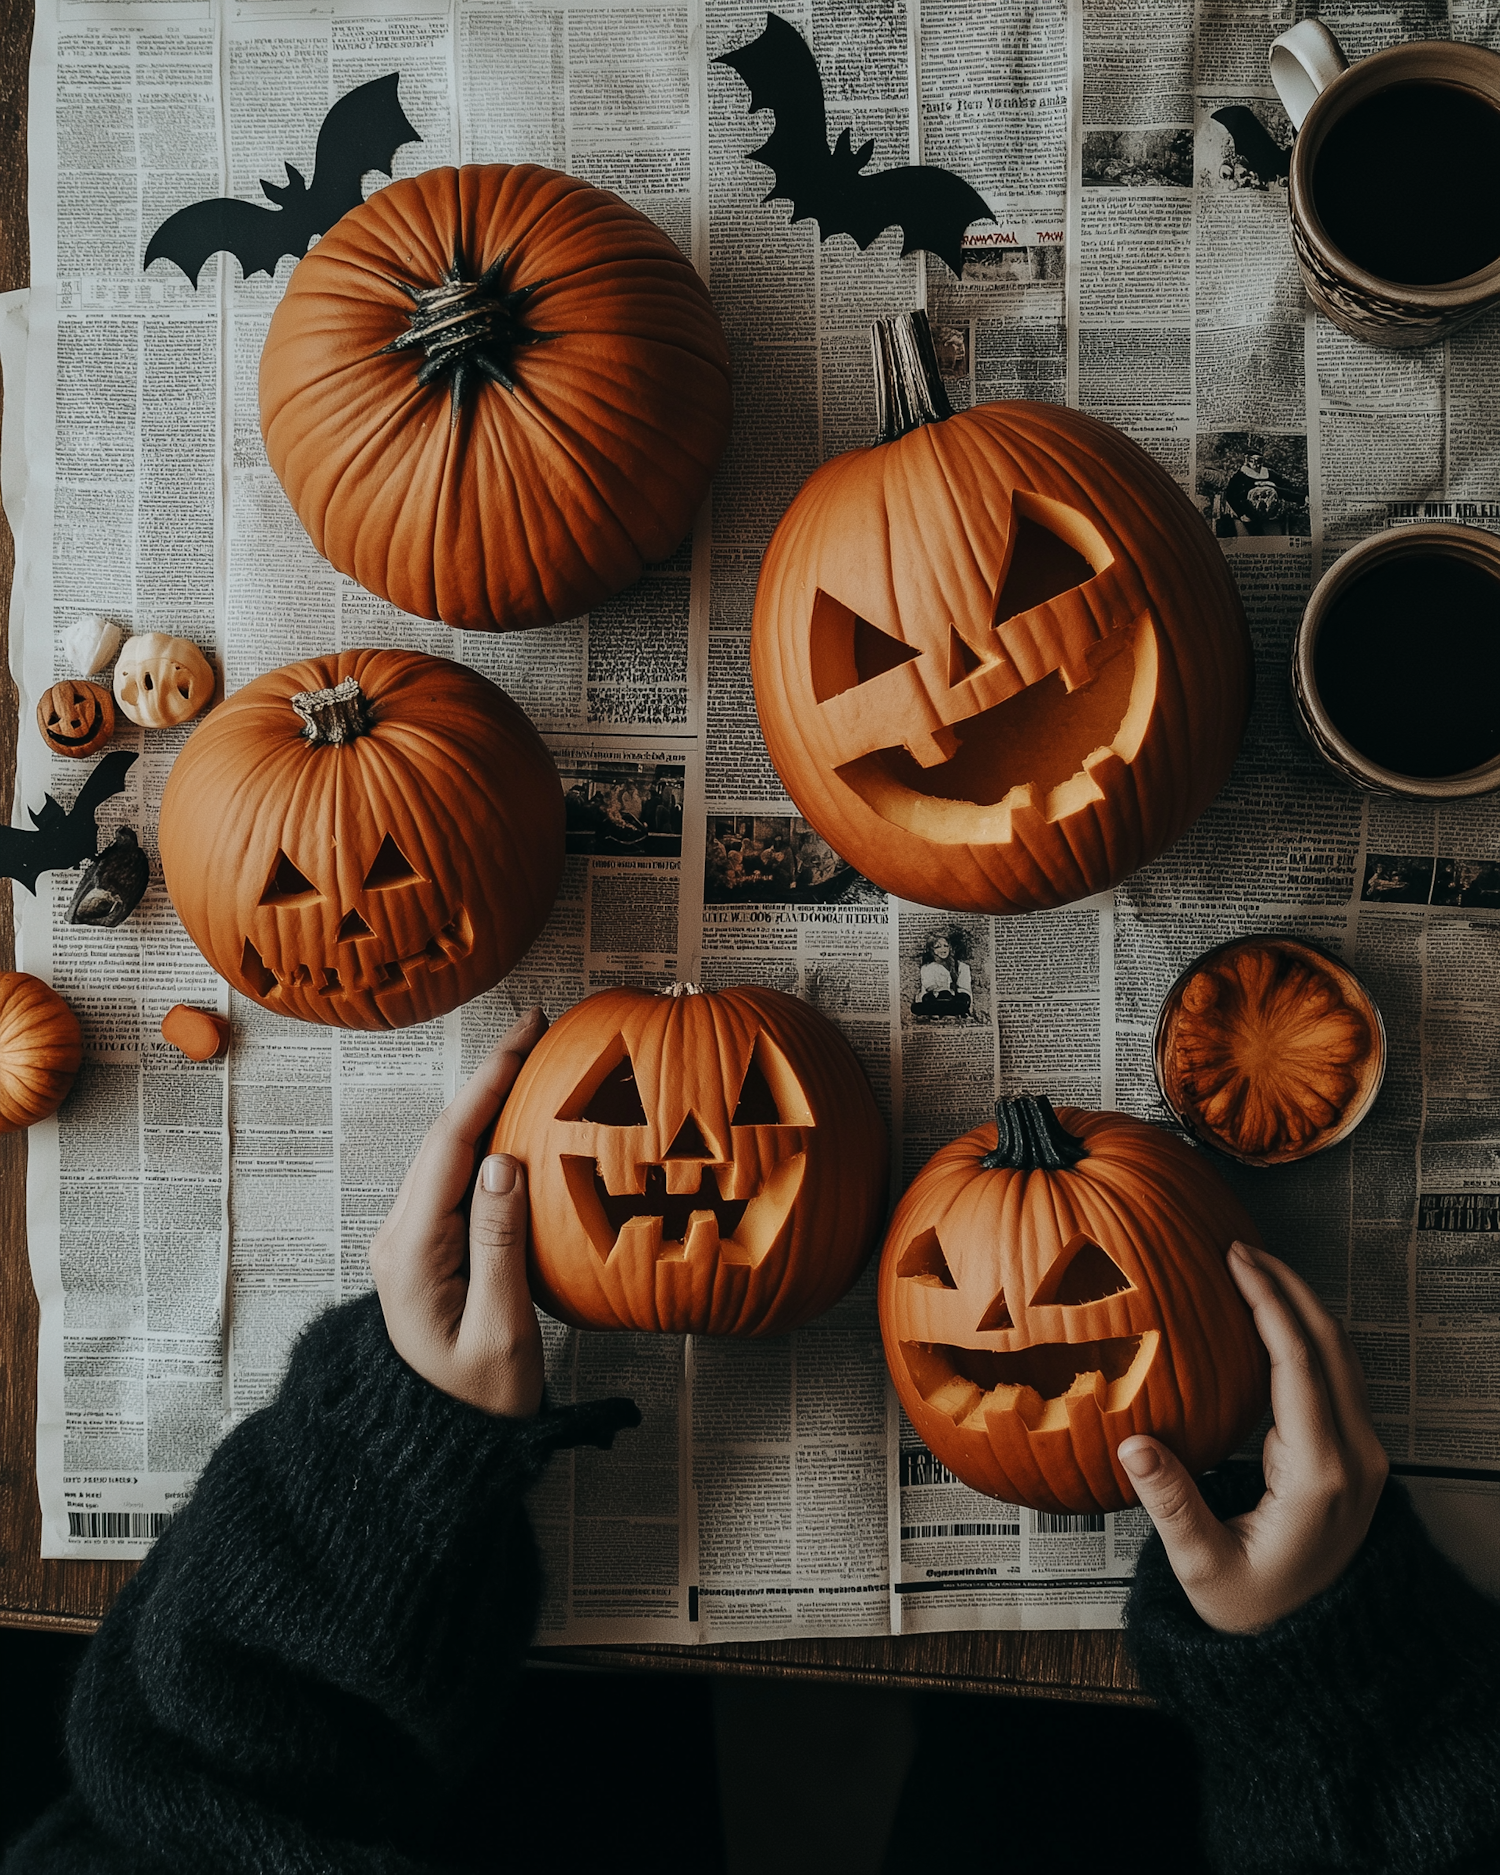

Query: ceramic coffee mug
<box><xmin>1270</xmin><ymin>21</ymin><xmax>1500</xmax><ymax>346</ymax></box>
<box><xmin>1292</xmin><ymin>523</ymin><xmax>1500</xmax><ymax>799</ymax></box>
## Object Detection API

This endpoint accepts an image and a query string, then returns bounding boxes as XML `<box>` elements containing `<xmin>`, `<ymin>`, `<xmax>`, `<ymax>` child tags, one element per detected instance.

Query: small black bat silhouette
<box><xmin>1211</xmin><ymin>106</ymin><xmax>1291</xmax><ymax>187</ymax></box>
<box><xmin>1</xmin><ymin>751</ymin><xmax>139</xmax><ymax>896</ymax></box>
<box><xmin>144</xmin><ymin>73</ymin><xmax>421</xmax><ymax>286</ymax></box>
<box><xmin>716</xmin><ymin>13</ymin><xmax>992</xmax><ymax>278</ymax></box>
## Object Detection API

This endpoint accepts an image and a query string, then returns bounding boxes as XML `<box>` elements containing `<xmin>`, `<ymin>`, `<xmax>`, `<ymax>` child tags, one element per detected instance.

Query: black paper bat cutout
<box><xmin>716</xmin><ymin>13</ymin><xmax>992</xmax><ymax>277</ymax></box>
<box><xmin>144</xmin><ymin>73</ymin><xmax>421</xmax><ymax>286</ymax></box>
<box><xmin>1211</xmin><ymin>106</ymin><xmax>1291</xmax><ymax>186</ymax></box>
<box><xmin>1</xmin><ymin>750</ymin><xmax>139</xmax><ymax>895</ymax></box>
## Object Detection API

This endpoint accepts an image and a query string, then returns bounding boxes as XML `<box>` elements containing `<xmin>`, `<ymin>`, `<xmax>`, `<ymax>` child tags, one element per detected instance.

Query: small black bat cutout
<box><xmin>1</xmin><ymin>750</ymin><xmax>139</xmax><ymax>896</ymax></box>
<box><xmin>1211</xmin><ymin>106</ymin><xmax>1291</xmax><ymax>187</ymax></box>
<box><xmin>716</xmin><ymin>13</ymin><xmax>992</xmax><ymax>278</ymax></box>
<box><xmin>144</xmin><ymin>73</ymin><xmax>421</xmax><ymax>286</ymax></box>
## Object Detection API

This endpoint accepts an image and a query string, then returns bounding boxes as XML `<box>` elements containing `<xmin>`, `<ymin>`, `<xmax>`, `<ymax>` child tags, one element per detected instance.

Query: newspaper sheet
<box><xmin>8</xmin><ymin>0</ymin><xmax>1500</xmax><ymax>1641</ymax></box>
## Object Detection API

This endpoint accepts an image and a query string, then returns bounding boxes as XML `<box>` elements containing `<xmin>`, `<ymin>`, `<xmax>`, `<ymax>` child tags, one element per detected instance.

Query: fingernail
<box><xmin>1118</xmin><ymin>1439</ymin><xmax>1160</xmax><ymax>1478</ymax></box>
<box><xmin>1229</xmin><ymin>1239</ymin><xmax>1256</xmax><ymax>1265</ymax></box>
<box><xmin>525</xmin><ymin>1005</ymin><xmax>546</xmax><ymax>1028</ymax></box>
<box><xmin>482</xmin><ymin>1154</ymin><xmax>517</xmax><ymax>1194</ymax></box>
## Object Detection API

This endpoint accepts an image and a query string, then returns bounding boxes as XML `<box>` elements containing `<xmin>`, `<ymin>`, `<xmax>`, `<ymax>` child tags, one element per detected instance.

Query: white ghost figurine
<box><xmin>63</xmin><ymin>613</ymin><xmax>124</xmax><ymax>676</ymax></box>
<box><xmin>114</xmin><ymin>632</ymin><xmax>215</xmax><ymax>729</ymax></box>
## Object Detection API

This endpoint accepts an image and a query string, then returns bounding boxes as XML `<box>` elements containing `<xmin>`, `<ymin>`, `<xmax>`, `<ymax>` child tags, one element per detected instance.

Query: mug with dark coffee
<box><xmin>1270</xmin><ymin>22</ymin><xmax>1500</xmax><ymax>346</ymax></box>
<box><xmin>1292</xmin><ymin>524</ymin><xmax>1500</xmax><ymax>798</ymax></box>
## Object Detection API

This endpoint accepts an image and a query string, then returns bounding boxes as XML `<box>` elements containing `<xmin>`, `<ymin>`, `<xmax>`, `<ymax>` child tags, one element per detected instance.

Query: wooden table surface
<box><xmin>0</xmin><ymin>0</ymin><xmax>1143</xmax><ymax>1702</ymax></box>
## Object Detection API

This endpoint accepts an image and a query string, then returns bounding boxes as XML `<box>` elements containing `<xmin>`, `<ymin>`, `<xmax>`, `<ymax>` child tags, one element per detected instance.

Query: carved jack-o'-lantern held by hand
<box><xmin>752</xmin><ymin>315</ymin><xmax>1254</xmax><ymax>915</ymax></box>
<box><xmin>492</xmin><ymin>982</ymin><xmax>888</xmax><ymax>1335</ymax></box>
<box><xmin>878</xmin><ymin>1095</ymin><xmax>1270</xmax><ymax>1514</ymax></box>
<box><xmin>158</xmin><ymin>650</ymin><xmax>564</xmax><ymax>1030</ymax></box>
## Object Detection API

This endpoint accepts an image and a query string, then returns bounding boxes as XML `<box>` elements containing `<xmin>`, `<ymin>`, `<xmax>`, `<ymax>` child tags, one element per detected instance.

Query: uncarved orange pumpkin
<box><xmin>259</xmin><ymin>165</ymin><xmax>732</xmax><ymax>633</ymax></box>
<box><xmin>878</xmin><ymin>1094</ymin><xmax>1269</xmax><ymax>1514</ymax></box>
<box><xmin>751</xmin><ymin>313</ymin><xmax>1252</xmax><ymax>914</ymax></box>
<box><xmin>493</xmin><ymin>983</ymin><xmax>888</xmax><ymax>1334</ymax></box>
<box><xmin>0</xmin><ymin>973</ymin><xmax>83</xmax><ymax>1131</ymax></box>
<box><xmin>158</xmin><ymin>650</ymin><xmax>563</xmax><ymax>1031</ymax></box>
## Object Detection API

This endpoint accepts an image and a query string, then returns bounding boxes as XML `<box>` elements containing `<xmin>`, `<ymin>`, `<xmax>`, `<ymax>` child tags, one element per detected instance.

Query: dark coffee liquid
<box><xmin>1312</xmin><ymin>82</ymin><xmax>1500</xmax><ymax>284</ymax></box>
<box><xmin>1314</xmin><ymin>553</ymin><xmax>1500</xmax><ymax>777</ymax></box>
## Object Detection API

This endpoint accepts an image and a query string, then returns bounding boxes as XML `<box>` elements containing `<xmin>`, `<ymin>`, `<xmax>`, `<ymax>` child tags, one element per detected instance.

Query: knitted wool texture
<box><xmin>4</xmin><ymin>1293</ymin><xmax>639</xmax><ymax>1874</ymax></box>
<box><xmin>1126</xmin><ymin>1470</ymin><xmax>1500</xmax><ymax>1874</ymax></box>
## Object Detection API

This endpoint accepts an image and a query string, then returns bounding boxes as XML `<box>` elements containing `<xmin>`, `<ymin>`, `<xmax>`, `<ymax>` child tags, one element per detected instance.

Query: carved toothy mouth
<box><xmin>901</xmin><ymin>1332</ymin><xmax>1158</xmax><ymax>1431</ymax></box>
<box><xmin>241</xmin><ymin>906</ymin><xmax>475</xmax><ymax>1001</ymax></box>
<box><xmin>562</xmin><ymin>1153</ymin><xmax>805</xmax><ymax>1266</ymax></box>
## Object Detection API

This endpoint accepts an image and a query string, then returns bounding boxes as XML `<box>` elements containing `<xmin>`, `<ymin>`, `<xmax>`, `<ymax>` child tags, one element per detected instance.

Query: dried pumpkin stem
<box><xmin>378</xmin><ymin>250</ymin><xmax>556</xmax><ymax>423</ymax></box>
<box><xmin>659</xmin><ymin>982</ymin><xmax>703</xmax><ymax>998</ymax></box>
<box><xmin>870</xmin><ymin>310</ymin><xmax>954</xmax><ymax>446</ymax></box>
<box><xmin>291</xmin><ymin>676</ymin><xmax>369</xmax><ymax>746</ymax></box>
<box><xmin>980</xmin><ymin>1094</ymin><xmax>1089</xmax><ymax>1171</ymax></box>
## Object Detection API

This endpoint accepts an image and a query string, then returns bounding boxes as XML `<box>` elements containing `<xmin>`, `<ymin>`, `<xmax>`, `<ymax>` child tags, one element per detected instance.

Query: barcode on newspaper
<box><xmin>1032</xmin><ymin>1511</ymin><xmax>1105</xmax><ymax>1534</ymax></box>
<box><xmin>67</xmin><ymin>1511</ymin><xmax>172</xmax><ymax>1539</ymax></box>
<box><xmin>901</xmin><ymin>1521</ymin><xmax>1021</xmax><ymax>1539</ymax></box>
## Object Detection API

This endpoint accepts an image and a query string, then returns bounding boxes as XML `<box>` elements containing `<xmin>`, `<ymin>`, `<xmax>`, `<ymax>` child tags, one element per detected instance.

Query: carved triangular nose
<box><xmin>665</xmin><ymin>1113</ymin><xmax>712</xmax><ymax>1159</ymax></box>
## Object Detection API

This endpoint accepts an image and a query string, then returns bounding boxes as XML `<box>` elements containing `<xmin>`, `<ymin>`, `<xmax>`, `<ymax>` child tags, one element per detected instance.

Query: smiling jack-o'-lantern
<box><xmin>878</xmin><ymin>1095</ymin><xmax>1269</xmax><ymax>1514</ymax></box>
<box><xmin>37</xmin><ymin>680</ymin><xmax>114</xmax><ymax>758</ymax></box>
<box><xmin>493</xmin><ymin>982</ymin><xmax>888</xmax><ymax>1334</ymax></box>
<box><xmin>752</xmin><ymin>314</ymin><xmax>1253</xmax><ymax>914</ymax></box>
<box><xmin>158</xmin><ymin>650</ymin><xmax>563</xmax><ymax>1030</ymax></box>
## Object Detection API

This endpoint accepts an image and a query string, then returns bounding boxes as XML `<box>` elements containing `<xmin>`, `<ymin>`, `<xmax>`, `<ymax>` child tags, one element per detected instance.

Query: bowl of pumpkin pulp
<box><xmin>1154</xmin><ymin>935</ymin><xmax>1385</xmax><ymax>1166</ymax></box>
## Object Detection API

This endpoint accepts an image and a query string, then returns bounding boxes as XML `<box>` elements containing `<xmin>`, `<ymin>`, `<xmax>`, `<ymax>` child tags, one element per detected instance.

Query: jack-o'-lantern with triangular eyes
<box><xmin>493</xmin><ymin>983</ymin><xmax>888</xmax><ymax>1334</ymax></box>
<box><xmin>752</xmin><ymin>314</ymin><xmax>1253</xmax><ymax>914</ymax></box>
<box><xmin>158</xmin><ymin>650</ymin><xmax>563</xmax><ymax>1030</ymax></box>
<box><xmin>878</xmin><ymin>1095</ymin><xmax>1270</xmax><ymax>1514</ymax></box>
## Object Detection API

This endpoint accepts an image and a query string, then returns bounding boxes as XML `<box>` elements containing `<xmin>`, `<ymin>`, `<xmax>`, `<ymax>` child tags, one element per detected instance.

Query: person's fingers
<box><xmin>1118</xmin><ymin>1436</ymin><xmax>1241</xmax><ymax>1589</ymax></box>
<box><xmin>1241</xmin><ymin>1245</ymin><xmax>1379</xmax><ymax>1459</ymax></box>
<box><xmin>462</xmin><ymin>1155</ymin><xmax>544</xmax><ymax>1415</ymax></box>
<box><xmin>1227</xmin><ymin>1241</ymin><xmax>1340</xmax><ymax>1466</ymax></box>
<box><xmin>400</xmin><ymin>1009</ymin><xmax>546</xmax><ymax>1232</ymax></box>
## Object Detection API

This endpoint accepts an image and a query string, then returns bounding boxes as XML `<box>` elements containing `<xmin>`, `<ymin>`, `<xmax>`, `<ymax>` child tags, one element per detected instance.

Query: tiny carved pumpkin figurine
<box><xmin>751</xmin><ymin>313</ymin><xmax>1253</xmax><ymax>914</ymax></box>
<box><xmin>114</xmin><ymin>633</ymin><xmax>215</xmax><ymax>729</ymax></box>
<box><xmin>1155</xmin><ymin>936</ymin><xmax>1386</xmax><ymax>1165</ymax></box>
<box><xmin>878</xmin><ymin>1095</ymin><xmax>1270</xmax><ymax>1514</ymax></box>
<box><xmin>0</xmin><ymin>972</ymin><xmax>84</xmax><ymax>1131</ymax></box>
<box><xmin>37</xmin><ymin>680</ymin><xmax>114</xmax><ymax>758</ymax></box>
<box><xmin>492</xmin><ymin>983</ymin><xmax>888</xmax><ymax>1334</ymax></box>
<box><xmin>158</xmin><ymin>650</ymin><xmax>564</xmax><ymax>1030</ymax></box>
<box><xmin>260</xmin><ymin>165</ymin><xmax>732</xmax><ymax>633</ymax></box>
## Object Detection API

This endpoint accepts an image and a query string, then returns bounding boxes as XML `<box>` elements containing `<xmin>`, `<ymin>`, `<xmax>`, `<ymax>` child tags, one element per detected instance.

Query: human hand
<box><xmin>1118</xmin><ymin>1240</ymin><xmax>1388</xmax><ymax>1634</ymax></box>
<box><xmin>369</xmin><ymin>1009</ymin><xmax>546</xmax><ymax>1417</ymax></box>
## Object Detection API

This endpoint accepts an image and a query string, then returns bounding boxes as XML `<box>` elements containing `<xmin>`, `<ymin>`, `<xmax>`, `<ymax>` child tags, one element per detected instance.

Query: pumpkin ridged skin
<box><xmin>878</xmin><ymin>1106</ymin><xmax>1270</xmax><ymax>1514</ymax></box>
<box><xmin>751</xmin><ymin>401</ymin><xmax>1252</xmax><ymax>914</ymax></box>
<box><xmin>0</xmin><ymin>973</ymin><xmax>83</xmax><ymax>1131</ymax></box>
<box><xmin>260</xmin><ymin>165</ymin><xmax>732</xmax><ymax>632</ymax></box>
<box><xmin>158</xmin><ymin>650</ymin><xmax>563</xmax><ymax>1031</ymax></box>
<box><xmin>493</xmin><ymin>985</ymin><xmax>888</xmax><ymax>1335</ymax></box>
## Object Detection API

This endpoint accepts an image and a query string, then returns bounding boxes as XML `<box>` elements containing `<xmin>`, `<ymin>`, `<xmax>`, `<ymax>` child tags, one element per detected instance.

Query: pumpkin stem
<box><xmin>291</xmin><ymin>676</ymin><xmax>370</xmax><ymax>746</ymax></box>
<box><xmin>870</xmin><ymin>310</ymin><xmax>954</xmax><ymax>446</ymax></box>
<box><xmin>979</xmin><ymin>1095</ymin><xmax>1089</xmax><ymax>1171</ymax></box>
<box><xmin>377</xmin><ymin>251</ymin><xmax>557</xmax><ymax>424</ymax></box>
<box><xmin>659</xmin><ymin>982</ymin><xmax>703</xmax><ymax>998</ymax></box>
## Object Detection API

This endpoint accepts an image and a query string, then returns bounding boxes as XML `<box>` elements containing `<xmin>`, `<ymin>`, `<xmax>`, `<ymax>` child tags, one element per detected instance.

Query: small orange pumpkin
<box><xmin>751</xmin><ymin>313</ymin><xmax>1252</xmax><ymax>914</ymax></box>
<box><xmin>0</xmin><ymin>973</ymin><xmax>84</xmax><ymax>1131</ymax></box>
<box><xmin>878</xmin><ymin>1095</ymin><xmax>1269</xmax><ymax>1514</ymax></box>
<box><xmin>158</xmin><ymin>650</ymin><xmax>563</xmax><ymax>1030</ymax></box>
<box><xmin>260</xmin><ymin>165</ymin><xmax>732</xmax><ymax>633</ymax></box>
<box><xmin>493</xmin><ymin>982</ymin><xmax>888</xmax><ymax>1334</ymax></box>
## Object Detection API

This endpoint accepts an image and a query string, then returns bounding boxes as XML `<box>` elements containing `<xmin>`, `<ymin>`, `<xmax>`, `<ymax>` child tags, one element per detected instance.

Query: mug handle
<box><xmin>1269</xmin><ymin>19</ymin><xmax>1349</xmax><ymax>130</ymax></box>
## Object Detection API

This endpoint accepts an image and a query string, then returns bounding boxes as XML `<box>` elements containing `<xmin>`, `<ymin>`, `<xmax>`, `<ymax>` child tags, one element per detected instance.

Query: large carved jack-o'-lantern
<box><xmin>159</xmin><ymin>650</ymin><xmax>563</xmax><ymax>1030</ymax></box>
<box><xmin>493</xmin><ymin>982</ymin><xmax>888</xmax><ymax>1334</ymax></box>
<box><xmin>752</xmin><ymin>315</ymin><xmax>1253</xmax><ymax>914</ymax></box>
<box><xmin>878</xmin><ymin>1095</ymin><xmax>1269</xmax><ymax>1514</ymax></box>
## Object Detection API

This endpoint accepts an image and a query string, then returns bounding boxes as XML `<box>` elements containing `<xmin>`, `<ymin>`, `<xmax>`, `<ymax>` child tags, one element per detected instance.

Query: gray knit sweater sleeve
<box><xmin>1125</xmin><ymin>1474</ymin><xmax>1500</xmax><ymax>1874</ymax></box>
<box><xmin>5</xmin><ymin>1292</ymin><xmax>640</xmax><ymax>1875</ymax></box>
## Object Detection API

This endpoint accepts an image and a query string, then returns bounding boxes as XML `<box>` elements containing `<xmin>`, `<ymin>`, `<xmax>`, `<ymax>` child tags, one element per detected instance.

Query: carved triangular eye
<box><xmin>992</xmin><ymin>506</ymin><xmax>1098</xmax><ymax>626</ymax></box>
<box><xmin>731</xmin><ymin>1053</ymin><xmax>781</xmax><ymax>1125</ymax></box>
<box><xmin>576</xmin><ymin>1053</ymin><xmax>648</xmax><ymax>1125</ymax></box>
<box><xmin>731</xmin><ymin>1033</ymin><xmax>814</xmax><ymax>1125</ymax></box>
<box><xmin>1030</xmin><ymin>1236</ymin><xmax>1133</xmax><ymax>1306</ymax></box>
<box><xmin>362</xmin><ymin>834</ymin><xmax>423</xmax><ymax>891</ymax></box>
<box><xmin>976</xmin><ymin>1288</ymin><xmax>1012</xmax><ymax>1330</ymax></box>
<box><xmin>337</xmin><ymin>909</ymin><xmax>373</xmax><ymax>942</ymax></box>
<box><xmin>896</xmin><ymin>1227</ymin><xmax>957</xmax><ymax>1289</ymax></box>
<box><xmin>665</xmin><ymin>1113</ymin><xmax>710</xmax><ymax>1158</ymax></box>
<box><xmin>809</xmin><ymin>589</ymin><xmax>922</xmax><ymax>702</ymax></box>
<box><xmin>259</xmin><ymin>851</ymin><xmax>320</xmax><ymax>906</ymax></box>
